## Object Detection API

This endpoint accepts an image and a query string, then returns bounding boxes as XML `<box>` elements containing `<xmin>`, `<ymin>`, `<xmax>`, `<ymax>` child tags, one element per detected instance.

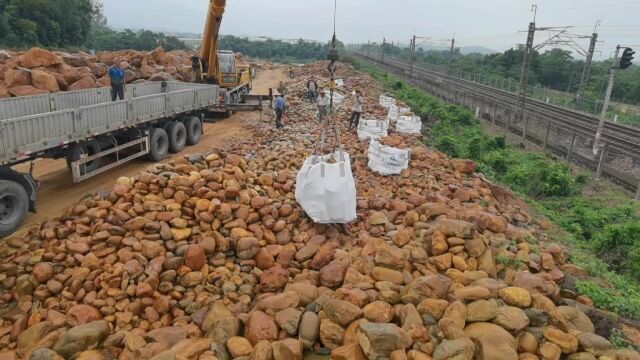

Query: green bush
<box><xmin>503</xmin><ymin>159</ymin><xmax>576</xmax><ymax>198</ymax></box>
<box><xmin>435</xmin><ymin>136</ymin><xmax>460</xmax><ymax>158</ymax></box>
<box><xmin>576</xmin><ymin>280</ymin><xmax>640</xmax><ymax>319</ymax></box>
<box><xmin>595</xmin><ymin>222</ymin><xmax>640</xmax><ymax>277</ymax></box>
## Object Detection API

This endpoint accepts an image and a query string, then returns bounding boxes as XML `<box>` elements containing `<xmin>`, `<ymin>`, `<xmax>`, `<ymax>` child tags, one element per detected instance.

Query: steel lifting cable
<box><xmin>312</xmin><ymin>0</ymin><xmax>342</xmax><ymax>161</ymax></box>
<box><xmin>326</xmin><ymin>0</ymin><xmax>342</xmax><ymax>159</ymax></box>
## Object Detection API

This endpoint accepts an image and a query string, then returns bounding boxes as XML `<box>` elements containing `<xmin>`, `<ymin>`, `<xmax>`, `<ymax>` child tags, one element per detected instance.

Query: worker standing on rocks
<box><xmin>317</xmin><ymin>90</ymin><xmax>329</xmax><ymax>123</ymax></box>
<box><xmin>109</xmin><ymin>58</ymin><xmax>126</xmax><ymax>101</ymax></box>
<box><xmin>307</xmin><ymin>77</ymin><xmax>318</xmax><ymax>102</ymax></box>
<box><xmin>274</xmin><ymin>94</ymin><xmax>286</xmax><ymax>129</ymax></box>
<box><xmin>277</xmin><ymin>81</ymin><xmax>286</xmax><ymax>96</ymax></box>
<box><xmin>349</xmin><ymin>90</ymin><xmax>363</xmax><ymax>128</ymax></box>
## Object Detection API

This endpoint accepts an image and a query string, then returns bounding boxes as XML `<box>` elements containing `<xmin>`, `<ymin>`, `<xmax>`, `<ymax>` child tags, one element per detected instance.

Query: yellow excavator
<box><xmin>191</xmin><ymin>0</ymin><xmax>254</xmax><ymax>108</ymax></box>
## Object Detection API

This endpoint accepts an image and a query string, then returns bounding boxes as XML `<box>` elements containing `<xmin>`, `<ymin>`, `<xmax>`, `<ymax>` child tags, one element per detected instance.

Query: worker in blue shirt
<box><xmin>274</xmin><ymin>94</ymin><xmax>286</xmax><ymax>129</ymax></box>
<box><xmin>108</xmin><ymin>58</ymin><xmax>126</xmax><ymax>101</ymax></box>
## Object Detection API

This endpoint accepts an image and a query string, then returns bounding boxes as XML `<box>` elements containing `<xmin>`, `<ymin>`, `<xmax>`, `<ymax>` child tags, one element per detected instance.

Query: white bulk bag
<box><xmin>379</xmin><ymin>95</ymin><xmax>396</xmax><ymax>108</ymax></box>
<box><xmin>398</xmin><ymin>107</ymin><xmax>411</xmax><ymax>115</ymax></box>
<box><xmin>357</xmin><ymin>119</ymin><xmax>389</xmax><ymax>141</ymax></box>
<box><xmin>396</xmin><ymin>115</ymin><xmax>423</xmax><ymax>135</ymax></box>
<box><xmin>387</xmin><ymin>105</ymin><xmax>400</xmax><ymax>122</ymax></box>
<box><xmin>322</xmin><ymin>90</ymin><xmax>345</xmax><ymax>106</ymax></box>
<box><xmin>295</xmin><ymin>151</ymin><xmax>357</xmax><ymax>224</ymax></box>
<box><xmin>367</xmin><ymin>139</ymin><xmax>411</xmax><ymax>176</ymax></box>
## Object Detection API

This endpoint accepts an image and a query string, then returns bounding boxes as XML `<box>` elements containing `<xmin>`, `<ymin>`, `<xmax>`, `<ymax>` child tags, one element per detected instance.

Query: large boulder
<box><xmin>322</xmin><ymin>299</ymin><xmax>363</xmax><ymax>327</ymax></box>
<box><xmin>511</xmin><ymin>271</ymin><xmax>558</xmax><ymax>298</ymax></box>
<box><xmin>298</xmin><ymin>311</ymin><xmax>319</xmax><ymax>349</ymax></box>
<box><xmin>451</xmin><ymin>158</ymin><xmax>477</xmax><ymax>173</ymax></box>
<box><xmin>151</xmin><ymin>47</ymin><xmax>166</xmax><ymax>63</ymax></box>
<box><xmin>244</xmin><ymin>311</ymin><xmax>277</xmax><ymax>345</ymax></box>
<box><xmin>31</xmin><ymin>69</ymin><xmax>60</xmax><ymax>93</ymax></box>
<box><xmin>357</xmin><ymin>323</ymin><xmax>412</xmax><ymax>360</ymax></box>
<box><xmin>60</xmin><ymin>53</ymin><xmax>90</xmax><ymax>67</ymax></box>
<box><xmin>576</xmin><ymin>333</ymin><xmax>611</xmax><ymax>356</ymax></box>
<box><xmin>464</xmin><ymin>322</ymin><xmax>518</xmax><ymax>360</ymax></box>
<box><xmin>20</xmin><ymin>48</ymin><xmax>62</xmax><ymax>68</ymax></box>
<box><xmin>0</xmin><ymin>50</ymin><xmax>12</xmax><ymax>62</ymax></box>
<box><xmin>16</xmin><ymin>321</ymin><xmax>54</xmax><ymax>357</ymax></box>
<box><xmin>69</xmin><ymin>76</ymin><xmax>97</xmax><ymax>91</ymax></box>
<box><xmin>433</xmin><ymin>337</ymin><xmax>475</xmax><ymax>360</ymax></box>
<box><xmin>401</xmin><ymin>274</ymin><xmax>453</xmax><ymax>304</ymax></box>
<box><xmin>9</xmin><ymin>85</ymin><xmax>47</xmax><ymax>97</ymax></box>
<box><xmin>66</xmin><ymin>304</ymin><xmax>102</xmax><ymax>326</ymax></box>
<box><xmin>149</xmin><ymin>72</ymin><xmax>174</xmax><ymax>82</ymax></box>
<box><xmin>52</xmin><ymin>320</ymin><xmax>110</xmax><ymax>359</ymax></box>
<box><xmin>557</xmin><ymin>306</ymin><xmax>595</xmax><ymax>334</ymax></box>
<box><xmin>61</xmin><ymin>66</ymin><xmax>93</xmax><ymax>85</ymax></box>
<box><xmin>492</xmin><ymin>306</ymin><xmax>530</xmax><ymax>334</ymax></box>
<box><xmin>90</xmin><ymin>63</ymin><xmax>109</xmax><ymax>78</ymax></box>
<box><xmin>5</xmin><ymin>67</ymin><xmax>32</xmax><ymax>87</ymax></box>
<box><xmin>0</xmin><ymin>82</ymin><xmax>9</xmax><ymax>98</ymax></box>
<box><xmin>272</xmin><ymin>338</ymin><xmax>303</xmax><ymax>360</ymax></box>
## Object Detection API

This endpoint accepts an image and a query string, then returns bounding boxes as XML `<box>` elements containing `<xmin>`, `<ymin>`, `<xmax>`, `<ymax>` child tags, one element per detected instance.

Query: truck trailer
<box><xmin>0</xmin><ymin>81</ymin><xmax>221</xmax><ymax>237</ymax></box>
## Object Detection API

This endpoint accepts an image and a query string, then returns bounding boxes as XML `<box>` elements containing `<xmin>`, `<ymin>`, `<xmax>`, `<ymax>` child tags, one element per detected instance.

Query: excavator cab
<box><xmin>217</xmin><ymin>51</ymin><xmax>251</xmax><ymax>90</ymax></box>
<box><xmin>191</xmin><ymin>51</ymin><xmax>252</xmax><ymax>91</ymax></box>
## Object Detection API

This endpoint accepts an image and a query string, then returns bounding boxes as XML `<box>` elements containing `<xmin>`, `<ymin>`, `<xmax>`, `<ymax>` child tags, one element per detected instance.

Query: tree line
<box><xmin>0</xmin><ymin>0</ymin><xmax>188</xmax><ymax>51</ymax></box>
<box><xmin>218</xmin><ymin>35</ymin><xmax>332</xmax><ymax>63</ymax></box>
<box><xmin>0</xmin><ymin>0</ymin><xmax>338</xmax><ymax>60</ymax></box>
<box><xmin>361</xmin><ymin>42</ymin><xmax>640</xmax><ymax>107</ymax></box>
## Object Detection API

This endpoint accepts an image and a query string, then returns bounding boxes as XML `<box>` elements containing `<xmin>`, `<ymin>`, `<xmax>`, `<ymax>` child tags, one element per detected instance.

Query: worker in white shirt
<box><xmin>317</xmin><ymin>90</ymin><xmax>329</xmax><ymax>123</ymax></box>
<box><xmin>349</xmin><ymin>90</ymin><xmax>362</xmax><ymax>128</ymax></box>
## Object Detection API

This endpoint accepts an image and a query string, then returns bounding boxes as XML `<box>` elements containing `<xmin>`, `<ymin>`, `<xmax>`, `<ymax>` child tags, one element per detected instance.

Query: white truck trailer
<box><xmin>0</xmin><ymin>81</ymin><xmax>221</xmax><ymax>237</ymax></box>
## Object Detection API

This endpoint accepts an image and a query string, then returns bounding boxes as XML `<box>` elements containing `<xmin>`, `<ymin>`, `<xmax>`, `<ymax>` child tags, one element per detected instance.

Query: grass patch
<box><xmin>349</xmin><ymin>57</ymin><xmax>640</xmax><ymax>320</ymax></box>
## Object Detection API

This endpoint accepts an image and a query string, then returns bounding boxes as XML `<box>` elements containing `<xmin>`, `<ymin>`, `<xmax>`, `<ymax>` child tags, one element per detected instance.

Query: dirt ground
<box><xmin>9</xmin><ymin>67</ymin><xmax>286</xmax><ymax>237</ymax></box>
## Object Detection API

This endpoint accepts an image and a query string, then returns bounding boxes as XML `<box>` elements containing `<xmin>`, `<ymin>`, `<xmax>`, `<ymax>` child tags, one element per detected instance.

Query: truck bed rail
<box><xmin>0</xmin><ymin>81</ymin><xmax>219</xmax><ymax>164</ymax></box>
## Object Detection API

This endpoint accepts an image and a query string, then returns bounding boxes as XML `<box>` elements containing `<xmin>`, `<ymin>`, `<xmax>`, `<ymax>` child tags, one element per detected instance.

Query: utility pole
<box><xmin>593</xmin><ymin>45</ymin><xmax>620</xmax><ymax>155</ymax></box>
<box><xmin>515</xmin><ymin>16</ymin><xmax>536</xmax><ymax>133</ymax></box>
<box><xmin>449</xmin><ymin>36</ymin><xmax>455</xmax><ymax>69</ymax></box>
<box><xmin>450</xmin><ymin>37</ymin><xmax>455</xmax><ymax>58</ymax></box>
<box><xmin>381</xmin><ymin>37</ymin><xmax>386</xmax><ymax>62</ymax></box>
<box><xmin>409</xmin><ymin>35</ymin><xmax>416</xmax><ymax>78</ymax></box>
<box><xmin>577</xmin><ymin>21</ymin><xmax>600</xmax><ymax>107</ymax></box>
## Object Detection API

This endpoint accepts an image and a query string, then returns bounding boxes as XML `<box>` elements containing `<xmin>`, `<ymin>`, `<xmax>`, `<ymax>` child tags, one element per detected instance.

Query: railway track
<box><xmin>362</xmin><ymin>54</ymin><xmax>640</xmax><ymax>153</ymax></box>
<box><xmin>355</xmin><ymin>52</ymin><xmax>640</xmax><ymax>196</ymax></box>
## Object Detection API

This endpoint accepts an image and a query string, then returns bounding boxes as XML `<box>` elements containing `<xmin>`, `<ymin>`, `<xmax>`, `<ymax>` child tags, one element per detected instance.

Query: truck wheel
<box><xmin>148</xmin><ymin>127</ymin><xmax>169</xmax><ymax>162</ymax></box>
<box><xmin>185</xmin><ymin>116</ymin><xmax>202</xmax><ymax>145</ymax></box>
<box><xmin>167</xmin><ymin>121</ymin><xmax>187</xmax><ymax>153</ymax></box>
<box><xmin>0</xmin><ymin>180</ymin><xmax>29</xmax><ymax>238</ymax></box>
<box><xmin>66</xmin><ymin>140</ymin><xmax>101</xmax><ymax>175</ymax></box>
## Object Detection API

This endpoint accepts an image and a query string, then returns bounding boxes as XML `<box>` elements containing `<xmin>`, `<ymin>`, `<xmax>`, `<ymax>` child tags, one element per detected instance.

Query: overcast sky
<box><xmin>102</xmin><ymin>0</ymin><xmax>640</xmax><ymax>59</ymax></box>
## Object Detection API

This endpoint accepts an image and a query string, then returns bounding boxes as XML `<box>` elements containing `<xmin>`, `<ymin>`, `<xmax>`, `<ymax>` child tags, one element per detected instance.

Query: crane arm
<box><xmin>200</xmin><ymin>0</ymin><xmax>226</xmax><ymax>80</ymax></box>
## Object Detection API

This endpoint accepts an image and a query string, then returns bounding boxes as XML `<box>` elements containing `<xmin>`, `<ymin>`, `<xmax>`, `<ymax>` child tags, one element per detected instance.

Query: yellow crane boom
<box><xmin>200</xmin><ymin>0</ymin><xmax>226</xmax><ymax>81</ymax></box>
<box><xmin>194</xmin><ymin>0</ymin><xmax>251</xmax><ymax>95</ymax></box>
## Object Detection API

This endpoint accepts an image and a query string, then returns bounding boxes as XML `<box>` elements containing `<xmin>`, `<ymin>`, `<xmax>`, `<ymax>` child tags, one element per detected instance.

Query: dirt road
<box><xmin>10</xmin><ymin>67</ymin><xmax>286</xmax><ymax>236</ymax></box>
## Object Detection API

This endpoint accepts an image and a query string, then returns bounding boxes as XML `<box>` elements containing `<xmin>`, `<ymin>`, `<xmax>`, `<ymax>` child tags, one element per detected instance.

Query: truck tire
<box><xmin>185</xmin><ymin>116</ymin><xmax>202</xmax><ymax>145</ymax></box>
<box><xmin>167</xmin><ymin>121</ymin><xmax>187</xmax><ymax>153</ymax></box>
<box><xmin>66</xmin><ymin>140</ymin><xmax>101</xmax><ymax>175</ymax></box>
<box><xmin>0</xmin><ymin>180</ymin><xmax>29</xmax><ymax>238</ymax></box>
<box><xmin>148</xmin><ymin>127</ymin><xmax>169</xmax><ymax>162</ymax></box>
